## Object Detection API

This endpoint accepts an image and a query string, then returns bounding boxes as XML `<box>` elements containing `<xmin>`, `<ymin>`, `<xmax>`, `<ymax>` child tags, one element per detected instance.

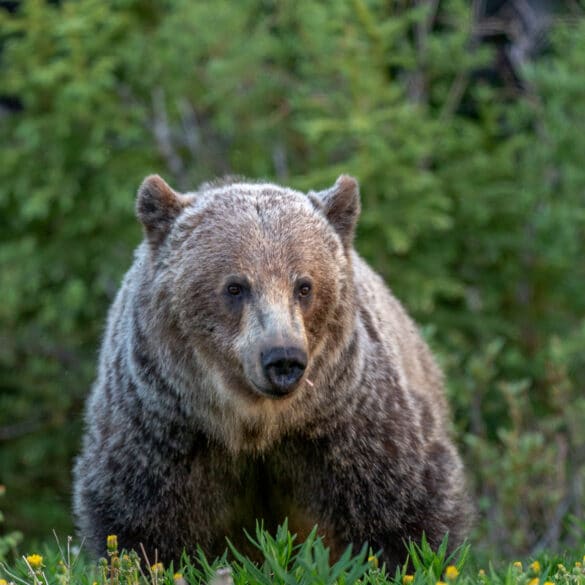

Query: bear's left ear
<box><xmin>309</xmin><ymin>175</ymin><xmax>361</xmax><ymax>249</ymax></box>
<box><xmin>136</xmin><ymin>175</ymin><xmax>190</xmax><ymax>250</ymax></box>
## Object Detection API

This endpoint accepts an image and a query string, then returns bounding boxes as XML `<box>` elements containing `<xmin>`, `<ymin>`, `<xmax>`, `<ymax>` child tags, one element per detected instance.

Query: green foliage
<box><xmin>402</xmin><ymin>534</ymin><xmax>470</xmax><ymax>584</ymax></box>
<box><xmin>0</xmin><ymin>0</ymin><xmax>584</xmax><ymax>560</ymax></box>
<box><xmin>0</xmin><ymin>488</ymin><xmax>22</xmax><ymax>563</ymax></box>
<box><xmin>0</xmin><ymin>525</ymin><xmax>584</xmax><ymax>585</ymax></box>
<box><xmin>226</xmin><ymin>521</ymin><xmax>371</xmax><ymax>585</ymax></box>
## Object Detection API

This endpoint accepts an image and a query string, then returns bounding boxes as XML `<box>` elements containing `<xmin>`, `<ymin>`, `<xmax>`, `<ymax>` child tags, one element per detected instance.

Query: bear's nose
<box><xmin>261</xmin><ymin>347</ymin><xmax>307</xmax><ymax>395</ymax></box>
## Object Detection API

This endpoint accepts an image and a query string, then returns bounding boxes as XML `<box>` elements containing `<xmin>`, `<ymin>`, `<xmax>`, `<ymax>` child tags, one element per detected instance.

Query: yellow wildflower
<box><xmin>0</xmin><ymin>579</ymin><xmax>8</xmax><ymax>585</ymax></box>
<box><xmin>173</xmin><ymin>574</ymin><xmax>183</xmax><ymax>581</ymax></box>
<box><xmin>531</xmin><ymin>561</ymin><xmax>541</xmax><ymax>574</ymax></box>
<box><xmin>478</xmin><ymin>570</ymin><xmax>486</xmax><ymax>578</ymax></box>
<box><xmin>575</xmin><ymin>562</ymin><xmax>582</xmax><ymax>569</ymax></box>
<box><xmin>445</xmin><ymin>566</ymin><xmax>459</xmax><ymax>580</ymax></box>
<box><xmin>403</xmin><ymin>575</ymin><xmax>414</xmax><ymax>585</ymax></box>
<box><xmin>513</xmin><ymin>562</ymin><xmax>523</xmax><ymax>571</ymax></box>
<box><xmin>528</xmin><ymin>578</ymin><xmax>539</xmax><ymax>585</ymax></box>
<box><xmin>368</xmin><ymin>556</ymin><xmax>379</xmax><ymax>569</ymax></box>
<box><xmin>151</xmin><ymin>563</ymin><xmax>164</xmax><ymax>575</ymax></box>
<box><xmin>543</xmin><ymin>581</ymin><xmax>554</xmax><ymax>585</ymax></box>
<box><xmin>106</xmin><ymin>534</ymin><xmax>118</xmax><ymax>553</ymax></box>
<box><xmin>26</xmin><ymin>554</ymin><xmax>43</xmax><ymax>570</ymax></box>
<box><xmin>437</xmin><ymin>581</ymin><xmax>448</xmax><ymax>585</ymax></box>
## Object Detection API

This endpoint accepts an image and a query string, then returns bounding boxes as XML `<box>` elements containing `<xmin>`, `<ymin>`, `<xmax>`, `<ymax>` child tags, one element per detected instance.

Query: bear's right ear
<box><xmin>136</xmin><ymin>175</ymin><xmax>189</xmax><ymax>249</ymax></box>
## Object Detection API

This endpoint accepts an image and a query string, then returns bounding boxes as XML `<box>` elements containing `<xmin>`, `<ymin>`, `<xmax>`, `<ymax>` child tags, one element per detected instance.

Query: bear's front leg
<box><xmin>283</xmin><ymin>428</ymin><xmax>470</xmax><ymax>572</ymax></box>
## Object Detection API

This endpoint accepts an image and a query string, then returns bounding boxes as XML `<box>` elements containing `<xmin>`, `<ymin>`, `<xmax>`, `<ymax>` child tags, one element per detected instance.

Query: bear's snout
<box><xmin>260</xmin><ymin>346</ymin><xmax>307</xmax><ymax>396</ymax></box>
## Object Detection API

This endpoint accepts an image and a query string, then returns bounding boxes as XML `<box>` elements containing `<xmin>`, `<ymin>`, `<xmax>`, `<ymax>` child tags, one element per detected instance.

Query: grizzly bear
<box><xmin>73</xmin><ymin>174</ymin><xmax>471</xmax><ymax>569</ymax></box>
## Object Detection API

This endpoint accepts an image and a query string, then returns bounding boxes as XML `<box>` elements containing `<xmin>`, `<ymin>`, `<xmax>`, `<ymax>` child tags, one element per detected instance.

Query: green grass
<box><xmin>1</xmin><ymin>522</ymin><xmax>584</xmax><ymax>585</ymax></box>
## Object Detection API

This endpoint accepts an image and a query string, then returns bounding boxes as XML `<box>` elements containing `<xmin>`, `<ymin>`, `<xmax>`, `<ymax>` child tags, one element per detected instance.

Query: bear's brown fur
<box><xmin>73</xmin><ymin>174</ymin><xmax>471</xmax><ymax>569</ymax></box>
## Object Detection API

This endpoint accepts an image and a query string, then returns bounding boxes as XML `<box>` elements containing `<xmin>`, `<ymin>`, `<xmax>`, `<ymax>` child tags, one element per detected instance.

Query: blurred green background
<box><xmin>1</xmin><ymin>0</ymin><xmax>584</xmax><ymax>563</ymax></box>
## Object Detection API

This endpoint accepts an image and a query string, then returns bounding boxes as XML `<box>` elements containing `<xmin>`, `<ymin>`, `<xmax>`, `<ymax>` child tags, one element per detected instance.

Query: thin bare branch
<box><xmin>151</xmin><ymin>87</ymin><xmax>187</xmax><ymax>189</ymax></box>
<box><xmin>177</xmin><ymin>97</ymin><xmax>201</xmax><ymax>162</ymax></box>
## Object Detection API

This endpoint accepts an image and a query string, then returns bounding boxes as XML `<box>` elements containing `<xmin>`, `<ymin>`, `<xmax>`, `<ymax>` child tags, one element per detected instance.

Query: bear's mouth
<box><xmin>248</xmin><ymin>378</ymin><xmax>300</xmax><ymax>400</ymax></box>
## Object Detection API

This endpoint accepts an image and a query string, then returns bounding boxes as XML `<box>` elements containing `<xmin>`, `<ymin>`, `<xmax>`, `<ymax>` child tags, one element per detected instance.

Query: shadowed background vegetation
<box><xmin>0</xmin><ymin>0</ymin><xmax>584</xmax><ymax>564</ymax></box>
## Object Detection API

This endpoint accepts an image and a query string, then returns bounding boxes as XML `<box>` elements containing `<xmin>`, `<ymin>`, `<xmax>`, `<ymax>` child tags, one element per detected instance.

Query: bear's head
<box><xmin>134</xmin><ymin>174</ymin><xmax>360</xmax><ymax>449</ymax></box>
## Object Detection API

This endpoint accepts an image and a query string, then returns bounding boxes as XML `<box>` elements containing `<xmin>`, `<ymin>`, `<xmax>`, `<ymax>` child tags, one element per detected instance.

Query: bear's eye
<box><xmin>298</xmin><ymin>283</ymin><xmax>312</xmax><ymax>297</ymax></box>
<box><xmin>227</xmin><ymin>284</ymin><xmax>243</xmax><ymax>296</ymax></box>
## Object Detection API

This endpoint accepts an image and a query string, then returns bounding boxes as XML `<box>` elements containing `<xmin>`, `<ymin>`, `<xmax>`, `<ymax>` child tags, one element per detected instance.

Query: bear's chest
<box><xmin>223</xmin><ymin>441</ymin><xmax>343</xmax><ymax>558</ymax></box>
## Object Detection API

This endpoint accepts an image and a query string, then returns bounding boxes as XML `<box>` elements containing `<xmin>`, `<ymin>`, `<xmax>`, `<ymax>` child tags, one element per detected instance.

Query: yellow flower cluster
<box><xmin>403</xmin><ymin>575</ymin><xmax>414</xmax><ymax>585</ymax></box>
<box><xmin>445</xmin><ymin>566</ymin><xmax>459</xmax><ymax>580</ymax></box>
<box><xmin>0</xmin><ymin>579</ymin><xmax>8</xmax><ymax>585</ymax></box>
<box><xmin>26</xmin><ymin>555</ymin><xmax>43</xmax><ymax>570</ymax></box>
<box><xmin>368</xmin><ymin>555</ymin><xmax>379</xmax><ymax>569</ymax></box>
<box><xmin>151</xmin><ymin>563</ymin><xmax>164</xmax><ymax>575</ymax></box>
<box><xmin>106</xmin><ymin>534</ymin><xmax>118</xmax><ymax>553</ymax></box>
<box><xmin>531</xmin><ymin>561</ymin><xmax>542</xmax><ymax>574</ymax></box>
